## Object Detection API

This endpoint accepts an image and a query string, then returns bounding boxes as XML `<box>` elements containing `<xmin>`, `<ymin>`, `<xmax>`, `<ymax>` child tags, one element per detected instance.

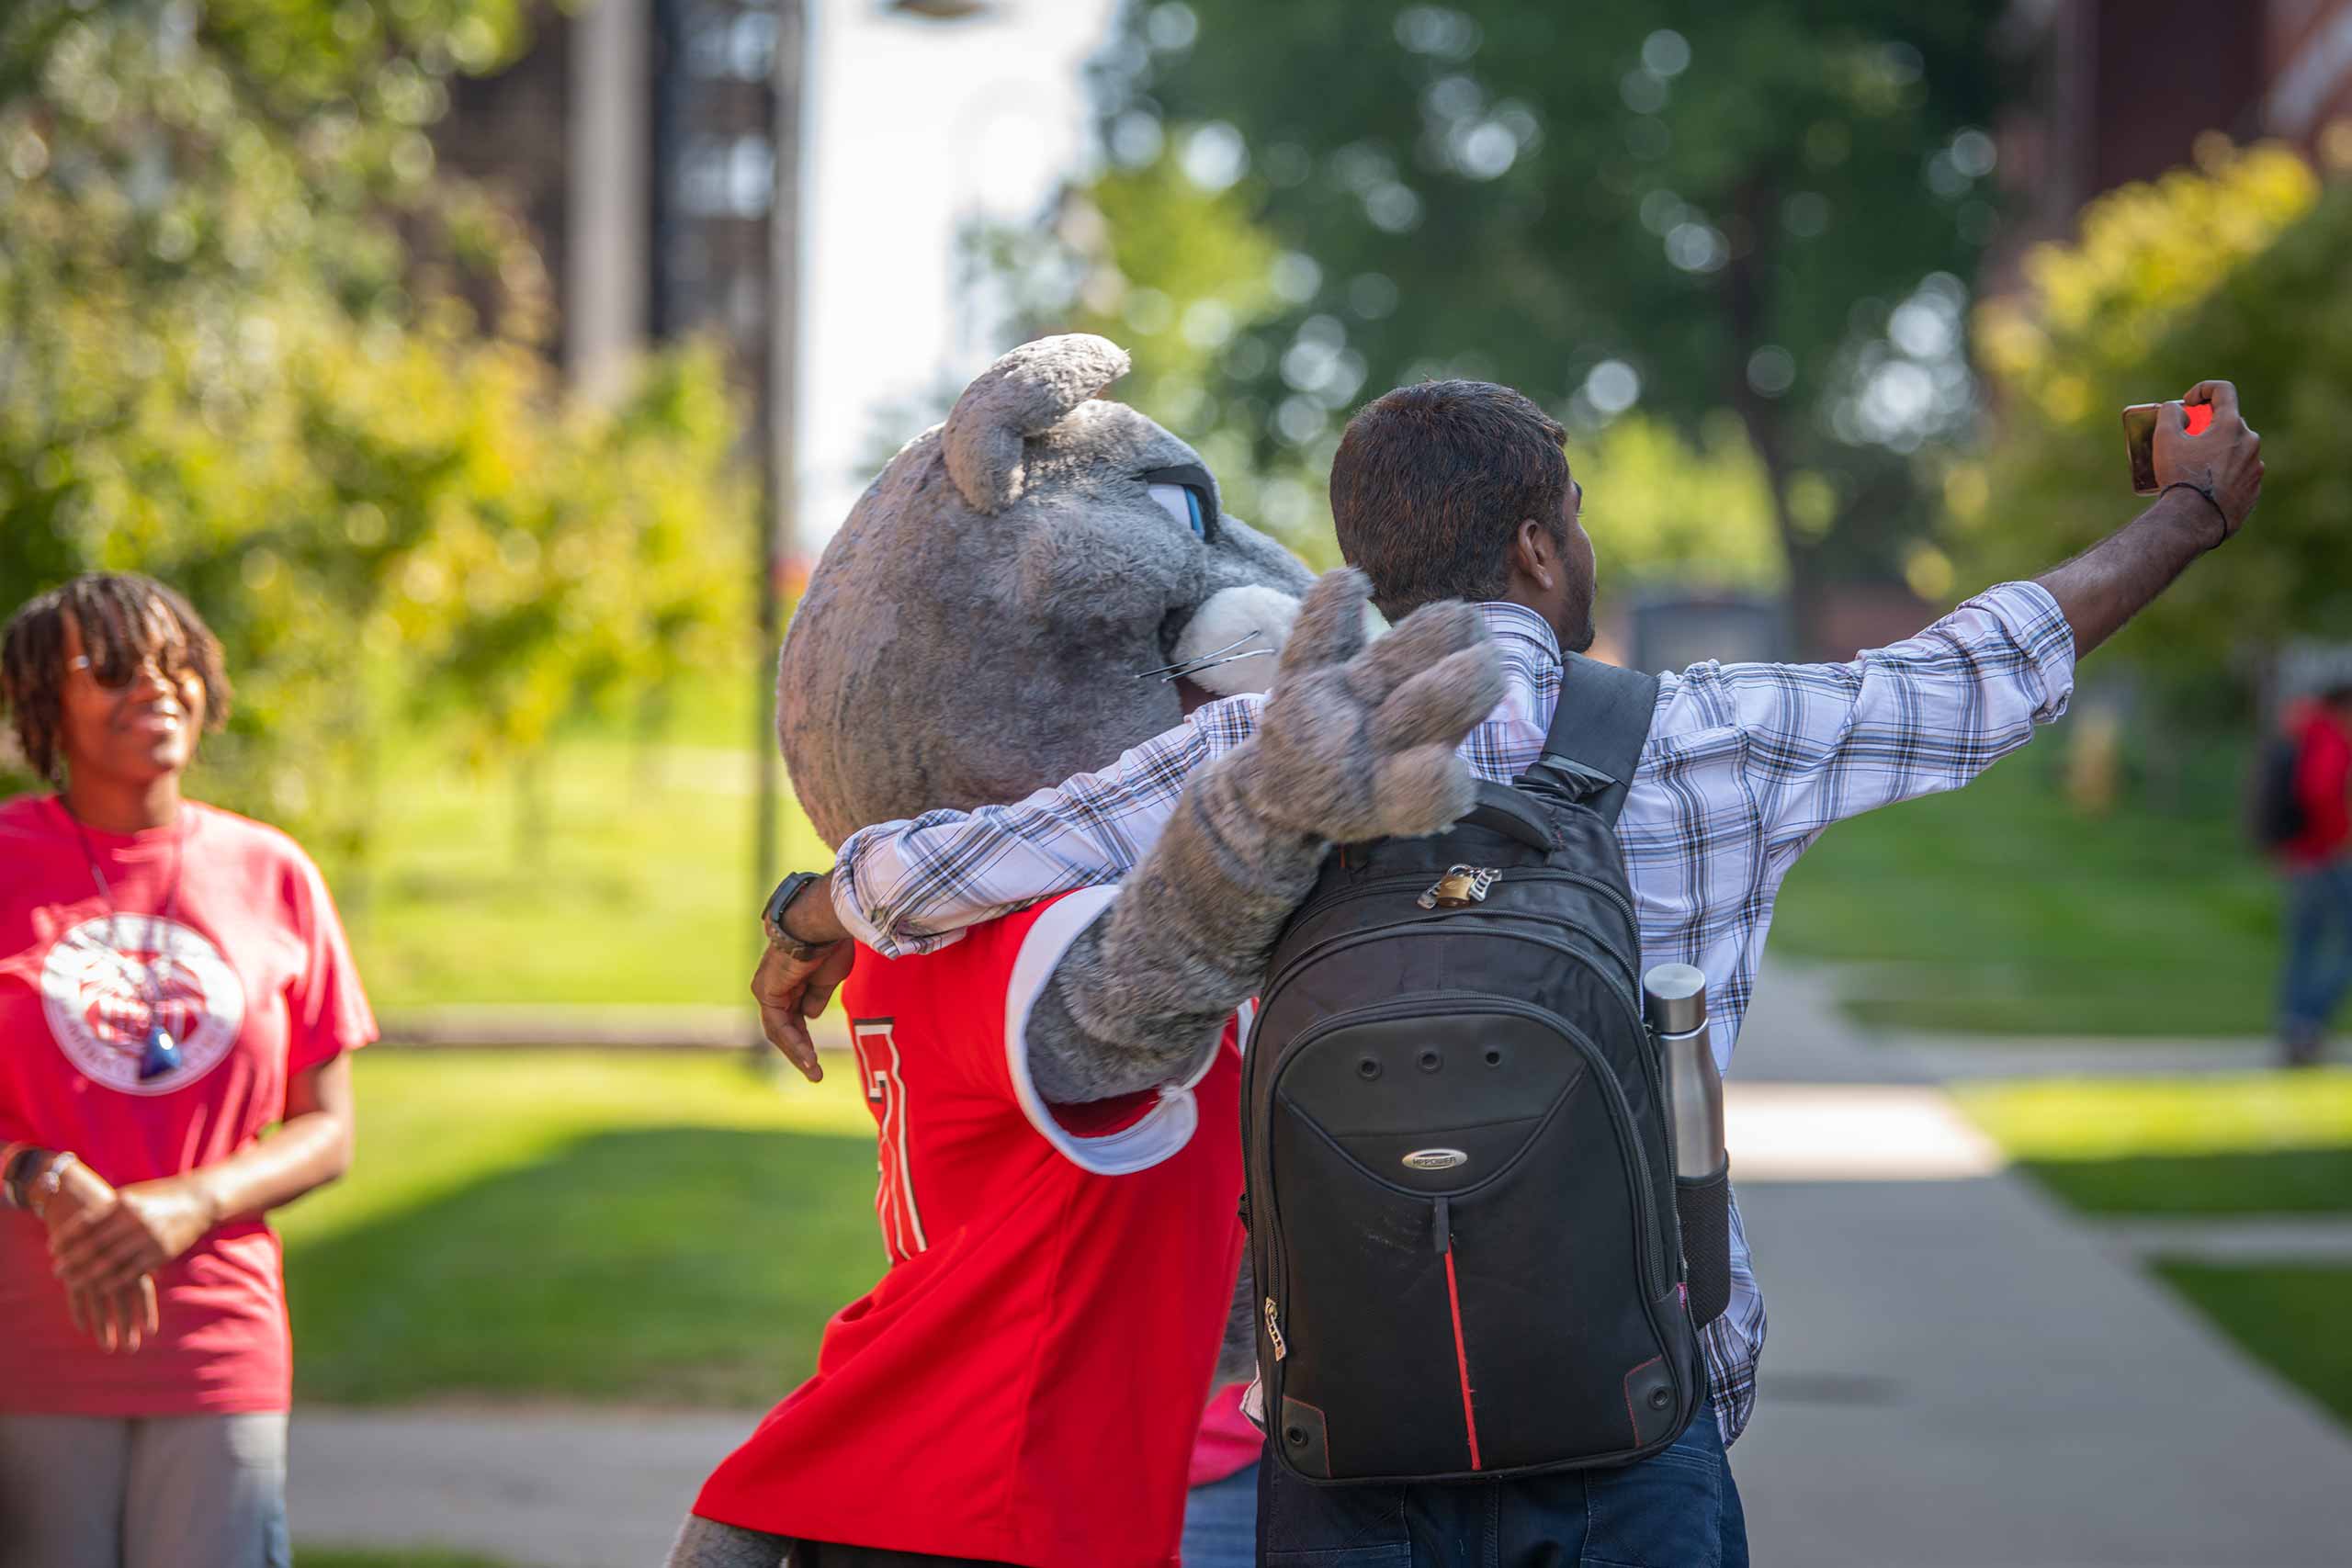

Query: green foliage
<box><xmin>1045</xmin><ymin>0</ymin><xmax>2008</xmax><ymax>597</ymax></box>
<box><xmin>1957</xmin><ymin>142</ymin><xmax>2352</xmax><ymax>679</ymax></box>
<box><xmin>0</xmin><ymin>0</ymin><xmax>754</xmax><ymax>867</ymax></box>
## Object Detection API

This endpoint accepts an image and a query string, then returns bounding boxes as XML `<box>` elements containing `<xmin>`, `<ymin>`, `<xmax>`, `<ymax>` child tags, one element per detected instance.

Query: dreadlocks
<box><xmin>1</xmin><ymin>573</ymin><xmax>231</xmax><ymax>785</ymax></box>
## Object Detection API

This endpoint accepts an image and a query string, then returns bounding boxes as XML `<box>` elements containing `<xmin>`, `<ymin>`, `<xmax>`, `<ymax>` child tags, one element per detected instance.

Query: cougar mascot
<box><xmin>663</xmin><ymin>335</ymin><xmax>1500</xmax><ymax>1568</ymax></box>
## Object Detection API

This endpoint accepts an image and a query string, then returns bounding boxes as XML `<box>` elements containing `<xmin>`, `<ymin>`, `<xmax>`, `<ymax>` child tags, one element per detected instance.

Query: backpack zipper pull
<box><xmin>1263</xmin><ymin>1296</ymin><xmax>1287</xmax><ymax>1361</ymax></box>
<box><xmin>1419</xmin><ymin>865</ymin><xmax>1502</xmax><ymax>909</ymax></box>
<box><xmin>1432</xmin><ymin>1193</ymin><xmax>1452</xmax><ymax>1255</ymax></box>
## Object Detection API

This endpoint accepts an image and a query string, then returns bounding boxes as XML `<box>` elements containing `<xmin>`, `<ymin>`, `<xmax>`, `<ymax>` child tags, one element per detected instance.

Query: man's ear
<box><xmin>1513</xmin><ymin>519</ymin><xmax>1556</xmax><ymax>594</ymax></box>
<box><xmin>943</xmin><ymin>334</ymin><xmax>1131</xmax><ymax>514</ymax></box>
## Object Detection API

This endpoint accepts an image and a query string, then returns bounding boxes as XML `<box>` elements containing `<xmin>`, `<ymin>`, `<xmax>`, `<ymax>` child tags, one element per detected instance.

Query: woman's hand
<box><xmin>50</xmin><ymin>1172</ymin><xmax>220</xmax><ymax>1295</ymax></box>
<box><xmin>30</xmin><ymin>1156</ymin><xmax>161</xmax><ymax>1353</ymax></box>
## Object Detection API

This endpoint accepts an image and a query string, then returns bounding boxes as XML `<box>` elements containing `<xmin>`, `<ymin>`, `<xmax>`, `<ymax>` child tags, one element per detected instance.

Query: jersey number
<box><xmin>852</xmin><ymin>1019</ymin><xmax>929</xmax><ymax>1263</ymax></box>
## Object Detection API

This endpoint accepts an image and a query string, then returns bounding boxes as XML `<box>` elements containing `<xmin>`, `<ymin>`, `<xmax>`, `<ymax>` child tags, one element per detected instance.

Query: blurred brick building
<box><xmin>431</xmin><ymin>0</ymin><xmax>783</xmax><ymax>403</ymax></box>
<box><xmin>1995</xmin><ymin>0</ymin><xmax>2352</xmax><ymax>266</ymax></box>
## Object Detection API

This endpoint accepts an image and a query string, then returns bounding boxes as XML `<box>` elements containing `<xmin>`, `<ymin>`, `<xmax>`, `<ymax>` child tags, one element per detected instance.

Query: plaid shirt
<box><xmin>832</xmin><ymin>581</ymin><xmax>2077</xmax><ymax>1445</ymax></box>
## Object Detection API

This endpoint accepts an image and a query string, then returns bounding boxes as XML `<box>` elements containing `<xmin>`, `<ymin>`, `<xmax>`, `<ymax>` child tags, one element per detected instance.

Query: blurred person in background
<box><xmin>2268</xmin><ymin>681</ymin><xmax>2352</xmax><ymax>1066</ymax></box>
<box><xmin>0</xmin><ymin>574</ymin><xmax>374</xmax><ymax>1568</ymax></box>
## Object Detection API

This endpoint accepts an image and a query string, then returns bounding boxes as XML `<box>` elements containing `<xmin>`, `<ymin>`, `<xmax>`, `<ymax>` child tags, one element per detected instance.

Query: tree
<box><xmin>0</xmin><ymin>0</ymin><xmax>752</xmax><ymax>871</ymax></box>
<box><xmin>1066</xmin><ymin>0</ymin><xmax>2009</xmax><ymax>632</ymax></box>
<box><xmin>983</xmin><ymin>151</ymin><xmax>1782</xmax><ymax>592</ymax></box>
<box><xmin>1956</xmin><ymin>140</ymin><xmax>2346</xmax><ymax>694</ymax></box>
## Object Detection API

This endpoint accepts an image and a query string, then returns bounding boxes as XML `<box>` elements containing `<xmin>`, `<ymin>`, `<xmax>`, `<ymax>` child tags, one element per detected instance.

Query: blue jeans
<box><xmin>1184</xmin><ymin>1461</ymin><xmax>1262</xmax><ymax>1568</ymax></box>
<box><xmin>2279</xmin><ymin>862</ymin><xmax>2352</xmax><ymax>1034</ymax></box>
<box><xmin>1258</xmin><ymin>1408</ymin><xmax>1746</xmax><ymax>1568</ymax></box>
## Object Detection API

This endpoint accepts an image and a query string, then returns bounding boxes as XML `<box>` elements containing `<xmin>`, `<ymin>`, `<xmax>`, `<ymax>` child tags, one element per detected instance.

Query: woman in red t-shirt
<box><xmin>0</xmin><ymin>574</ymin><xmax>374</xmax><ymax>1568</ymax></box>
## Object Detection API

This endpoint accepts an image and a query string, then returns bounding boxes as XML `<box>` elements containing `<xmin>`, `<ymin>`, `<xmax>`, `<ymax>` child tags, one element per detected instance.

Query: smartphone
<box><xmin>2122</xmin><ymin>400</ymin><xmax>2214</xmax><ymax>494</ymax></box>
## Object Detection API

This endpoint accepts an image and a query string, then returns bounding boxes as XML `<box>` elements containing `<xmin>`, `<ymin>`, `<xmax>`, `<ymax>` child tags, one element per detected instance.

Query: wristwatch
<box><xmin>0</xmin><ymin>1143</ymin><xmax>44</xmax><ymax>1210</ymax></box>
<box><xmin>763</xmin><ymin>871</ymin><xmax>834</xmax><ymax>960</ymax></box>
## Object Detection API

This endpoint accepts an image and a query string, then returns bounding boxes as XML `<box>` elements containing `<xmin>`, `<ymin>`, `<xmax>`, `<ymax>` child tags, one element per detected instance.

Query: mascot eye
<box><xmin>1148</xmin><ymin>482</ymin><xmax>1208</xmax><ymax>540</ymax></box>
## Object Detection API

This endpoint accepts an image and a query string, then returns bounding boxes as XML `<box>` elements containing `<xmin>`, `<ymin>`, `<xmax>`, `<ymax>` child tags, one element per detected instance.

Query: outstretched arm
<box><xmin>752</xmin><ymin>697</ymin><xmax>1261</xmax><ymax>1078</ymax></box>
<box><xmin>2036</xmin><ymin>379</ymin><xmax>2262</xmax><ymax>657</ymax></box>
<box><xmin>1023</xmin><ymin>569</ymin><xmax>1503</xmax><ymax>1102</ymax></box>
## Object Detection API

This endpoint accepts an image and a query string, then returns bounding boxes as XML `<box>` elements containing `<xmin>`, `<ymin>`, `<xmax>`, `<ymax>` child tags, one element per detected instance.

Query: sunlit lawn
<box><xmin>341</xmin><ymin>709</ymin><xmax>830</xmax><ymax>1013</ymax></box>
<box><xmin>1960</xmin><ymin>1071</ymin><xmax>2352</xmax><ymax>1427</ymax></box>
<box><xmin>1771</xmin><ymin>748</ymin><xmax>2279</xmax><ymax>1037</ymax></box>
<box><xmin>1956</xmin><ymin>1070</ymin><xmax>2352</xmax><ymax>1213</ymax></box>
<box><xmin>280</xmin><ymin>1049</ymin><xmax>879</xmax><ymax>1406</ymax></box>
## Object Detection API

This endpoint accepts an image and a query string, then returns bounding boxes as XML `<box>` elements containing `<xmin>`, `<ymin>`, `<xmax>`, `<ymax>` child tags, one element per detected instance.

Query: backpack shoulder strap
<box><xmin>1515</xmin><ymin>653</ymin><xmax>1661</xmax><ymax>827</ymax></box>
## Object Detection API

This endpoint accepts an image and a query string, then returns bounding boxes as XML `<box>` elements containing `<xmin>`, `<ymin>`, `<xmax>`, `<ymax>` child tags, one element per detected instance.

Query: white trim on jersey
<box><xmin>1002</xmin><ymin>885</ymin><xmax>1219</xmax><ymax>1177</ymax></box>
<box><xmin>853</xmin><ymin>1018</ymin><xmax>929</xmax><ymax>1259</ymax></box>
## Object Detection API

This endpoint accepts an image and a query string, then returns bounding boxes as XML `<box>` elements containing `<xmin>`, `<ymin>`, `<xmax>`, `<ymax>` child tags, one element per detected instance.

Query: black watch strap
<box><xmin>763</xmin><ymin>870</ymin><xmax>832</xmax><ymax>954</ymax></box>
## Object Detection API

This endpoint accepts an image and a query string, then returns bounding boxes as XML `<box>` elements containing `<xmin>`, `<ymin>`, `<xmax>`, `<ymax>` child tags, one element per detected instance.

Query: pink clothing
<box><xmin>1189</xmin><ymin>1382</ymin><xmax>1265</xmax><ymax>1488</ymax></box>
<box><xmin>0</xmin><ymin>795</ymin><xmax>374</xmax><ymax>1416</ymax></box>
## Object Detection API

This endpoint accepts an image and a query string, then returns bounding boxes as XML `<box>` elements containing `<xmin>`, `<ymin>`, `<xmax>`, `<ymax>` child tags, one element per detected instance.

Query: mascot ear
<box><xmin>943</xmin><ymin>333</ymin><xmax>1132</xmax><ymax>514</ymax></box>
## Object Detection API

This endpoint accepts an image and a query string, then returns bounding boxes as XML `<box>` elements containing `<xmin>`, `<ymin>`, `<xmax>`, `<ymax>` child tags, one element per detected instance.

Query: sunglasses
<box><xmin>68</xmin><ymin>652</ymin><xmax>199</xmax><ymax>692</ymax></box>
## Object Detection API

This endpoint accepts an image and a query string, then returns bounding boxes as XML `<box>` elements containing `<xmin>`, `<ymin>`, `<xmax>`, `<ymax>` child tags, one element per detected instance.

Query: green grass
<box><xmin>2153</xmin><ymin>1263</ymin><xmax>2352</xmax><ymax>1427</ymax></box>
<box><xmin>280</xmin><ymin>1049</ymin><xmax>882</xmax><ymax>1405</ymax></box>
<box><xmin>341</xmin><ymin>728</ymin><xmax>829</xmax><ymax>1012</ymax></box>
<box><xmin>1957</xmin><ymin>1070</ymin><xmax>2352</xmax><ymax>1213</ymax></box>
<box><xmin>1770</xmin><ymin>750</ymin><xmax>2280</xmax><ymax>1036</ymax></box>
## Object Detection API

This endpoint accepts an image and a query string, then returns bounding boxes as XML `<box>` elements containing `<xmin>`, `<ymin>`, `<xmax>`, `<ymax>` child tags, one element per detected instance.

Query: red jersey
<box><xmin>0</xmin><ymin>795</ymin><xmax>375</xmax><ymax>1416</ymax></box>
<box><xmin>694</xmin><ymin>888</ymin><xmax>1247</xmax><ymax>1568</ymax></box>
<box><xmin>2283</xmin><ymin>707</ymin><xmax>2352</xmax><ymax>867</ymax></box>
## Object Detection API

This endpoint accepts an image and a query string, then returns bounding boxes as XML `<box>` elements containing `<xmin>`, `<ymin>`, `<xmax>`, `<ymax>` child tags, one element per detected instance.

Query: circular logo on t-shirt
<box><xmin>40</xmin><ymin>915</ymin><xmax>245</xmax><ymax>1097</ymax></box>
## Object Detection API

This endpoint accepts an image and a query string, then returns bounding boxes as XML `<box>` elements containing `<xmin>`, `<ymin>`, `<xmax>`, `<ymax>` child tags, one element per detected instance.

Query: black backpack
<box><xmin>2253</xmin><ymin>731</ymin><xmax>2308</xmax><ymax>849</ymax></box>
<box><xmin>1241</xmin><ymin>653</ymin><xmax>1712</xmax><ymax>1485</ymax></box>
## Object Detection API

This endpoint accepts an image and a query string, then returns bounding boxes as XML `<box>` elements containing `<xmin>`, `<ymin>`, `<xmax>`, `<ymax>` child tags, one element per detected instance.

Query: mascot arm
<box><xmin>1021</xmin><ymin>570</ymin><xmax>1506</xmax><ymax>1104</ymax></box>
<box><xmin>829</xmin><ymin>694</ymin><xmax>1267</xmax><ymax>959</ymax></box>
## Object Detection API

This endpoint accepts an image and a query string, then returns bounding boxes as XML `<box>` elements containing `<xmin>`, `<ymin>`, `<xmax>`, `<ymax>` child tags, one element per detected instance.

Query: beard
<box><xmin>1564</xmin><ymin>583</ymin><xmax>1598</xmax><ymax>655</ymax></box>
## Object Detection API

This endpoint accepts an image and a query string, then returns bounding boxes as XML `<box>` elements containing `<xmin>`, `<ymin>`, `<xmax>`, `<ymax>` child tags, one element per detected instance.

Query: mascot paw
<box><xmin>1242</xmin><ymin>569</ymin><xmax>1503</xmax><ymax>843</ymax></box>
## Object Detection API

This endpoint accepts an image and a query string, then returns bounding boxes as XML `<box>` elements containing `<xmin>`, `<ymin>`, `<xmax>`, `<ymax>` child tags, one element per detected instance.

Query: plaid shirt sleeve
<box><xmin>830</xmin><ymin>693</ymin><xmax>1269</xmax><ymax>957</ymax></box>
<box><xmin>1655</xmin><ymin>580</ymin><xmax>2076</xmax><ymax>862</ymax></box>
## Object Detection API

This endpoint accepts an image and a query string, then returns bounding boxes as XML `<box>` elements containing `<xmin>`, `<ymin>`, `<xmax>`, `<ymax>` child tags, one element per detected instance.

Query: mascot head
<box><xmin>780</xmin><ymin>334</ymin><xmax>1318</xmax><ymax>847</ymax></box>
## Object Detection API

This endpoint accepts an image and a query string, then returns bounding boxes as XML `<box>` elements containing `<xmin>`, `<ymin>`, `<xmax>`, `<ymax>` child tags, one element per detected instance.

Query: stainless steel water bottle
<box><xmin>1642</xmin><ymin>963</ymin><xmax>1726</xmax><ymax>1181</ymax></box>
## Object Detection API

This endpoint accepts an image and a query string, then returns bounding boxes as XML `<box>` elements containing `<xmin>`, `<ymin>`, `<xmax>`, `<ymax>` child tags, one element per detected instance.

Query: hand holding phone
<box><xmin>2122</xmin><ymin>400</ymin><xmax>2211</xmax><ymax>494</ymax></box>
<box><xmin>2122</xmin><ymin>381</ymin><xmax>2262</xmax><ymax>540</ymax></box>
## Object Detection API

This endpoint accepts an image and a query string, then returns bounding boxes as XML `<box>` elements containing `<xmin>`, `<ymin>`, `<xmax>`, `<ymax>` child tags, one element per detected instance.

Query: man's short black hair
<box><xmin>2</xmin><ymin>573</ymin><xmax>230</xmax><ymax>784</ymax></box>
<box><xmin>1329</xmin><ymin>379</ymin><xmax>1572</xmax><ymax>621</ymax></box>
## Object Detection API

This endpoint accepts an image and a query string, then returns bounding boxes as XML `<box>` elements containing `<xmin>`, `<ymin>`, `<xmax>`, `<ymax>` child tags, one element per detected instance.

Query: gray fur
<box><xmin>1025</xmin><ymin>571</ymin><xmax>1503</xmax><ymax>1104</ymax></box>
<box><xmin>943</xmin><ymin>333</ymin><xmax>1131</xmax><ymax>513</ymax></box>
<box><xmin>729</xmin><ymin>337</ymin><xmax>1498</xmax><ymax>1550</ymax></box>
<box><xmin>777</xmin><ymin>335</ymin><xmax>1315</xmax><ymax>850</ymax></box>
<box><xmin>663</xmin><ymin>1516</ymin><xmax>790</xmax><ymax>1568</ymax></box>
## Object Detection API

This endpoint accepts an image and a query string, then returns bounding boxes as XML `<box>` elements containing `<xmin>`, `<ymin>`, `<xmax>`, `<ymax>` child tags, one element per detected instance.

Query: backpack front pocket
<box><xmin>1262</xmin><ymin>998</ymin><xmax>1683</xmax><ymax>1481</ymax></box>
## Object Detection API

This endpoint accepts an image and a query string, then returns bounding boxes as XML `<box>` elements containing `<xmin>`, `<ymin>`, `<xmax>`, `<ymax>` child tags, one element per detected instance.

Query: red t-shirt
<box><xmin>0</xmin><ymin>795</ymin><xmax>376</xmax><ymax>1416</ymax></box>
<box><xmin>2284</xmin><ymin>708</ymin><xmax>2352</xmax><ymax>867</ymax></box>
<box><xmin>694</xmin><ymin>888</ymin><xmax>1248</xmax><ymax>1568</ymax></box>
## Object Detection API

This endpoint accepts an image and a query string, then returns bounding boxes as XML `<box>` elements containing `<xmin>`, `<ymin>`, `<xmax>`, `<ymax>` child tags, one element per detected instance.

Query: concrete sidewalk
<box><xmin>290</xmin><ymin>1404</ymin><xmax>750</xmax><ymax>1567</ymax></box>
<box><xmin>1724</xmin><ymin>965</ymin><xmax>2352</xmax><ymax>1568</ymax></box>
<box><xmin>288</xmin><ymin>965</ymin><xmax>2352</xmax><ymax>1567</ymax></box>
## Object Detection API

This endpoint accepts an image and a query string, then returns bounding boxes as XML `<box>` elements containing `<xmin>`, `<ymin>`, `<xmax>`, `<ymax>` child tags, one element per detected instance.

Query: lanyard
<box><xmin>66</xmin><ymin>806</ymin><xmax>190</xmax><ymax>1082</ymax></box>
